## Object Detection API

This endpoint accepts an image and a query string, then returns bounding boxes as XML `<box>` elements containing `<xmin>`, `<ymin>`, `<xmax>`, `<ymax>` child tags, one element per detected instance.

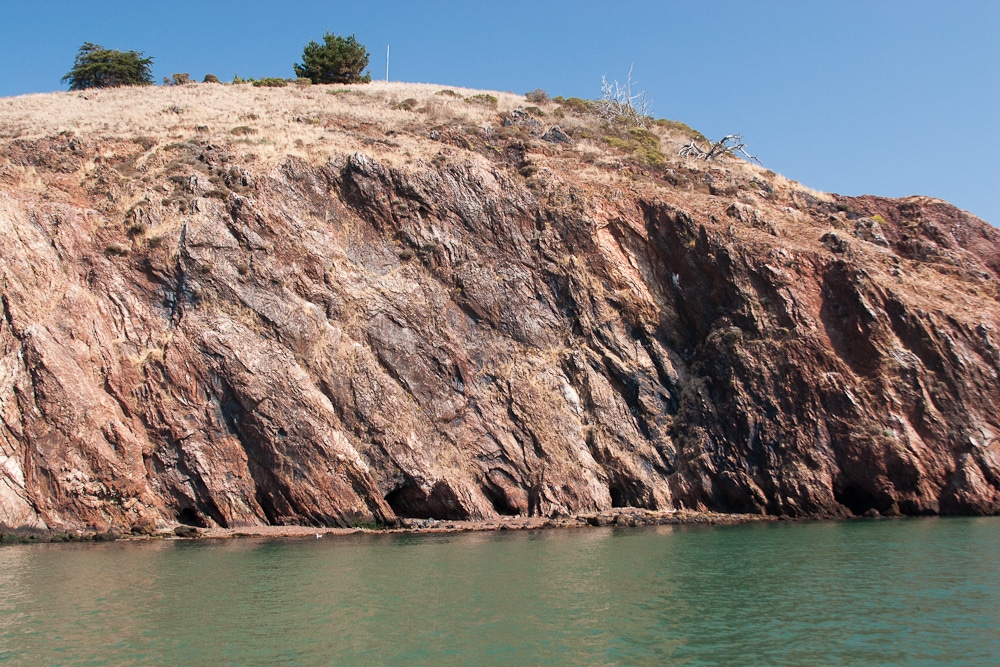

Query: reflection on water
<box><xmin>1</xmin><ymin>519</ymin><xmax>998</xmax><ymax>665</ymax></box>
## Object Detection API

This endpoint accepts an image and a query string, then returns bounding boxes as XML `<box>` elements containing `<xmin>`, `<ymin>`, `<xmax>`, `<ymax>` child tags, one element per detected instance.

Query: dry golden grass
<box><xmin>0</xmin><ymin>81</ymin><xmax>530</xmax><ymax>168</ymax></box>
<box><xmin>0</xmin><ymin>79</ymin><xmax>837</xmax><ymax>227</ymax></box>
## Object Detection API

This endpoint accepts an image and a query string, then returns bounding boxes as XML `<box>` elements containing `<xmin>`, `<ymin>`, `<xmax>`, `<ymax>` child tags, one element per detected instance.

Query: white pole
<box><xmin>386</xmin><ymin>45</ymin><xmax>390</xmax><ymax>82</ymax></box>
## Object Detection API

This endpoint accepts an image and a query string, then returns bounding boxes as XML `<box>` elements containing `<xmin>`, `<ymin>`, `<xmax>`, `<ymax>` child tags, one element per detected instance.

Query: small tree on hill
<box><xmin>294</xmin><ymin>32</ymin><xmax>371</xmax><ymax>84</ymax></box>
<box><xmin>62</xmin><ymin>42</ymin><xmax>154</xmax><ymax>90</ymax></box>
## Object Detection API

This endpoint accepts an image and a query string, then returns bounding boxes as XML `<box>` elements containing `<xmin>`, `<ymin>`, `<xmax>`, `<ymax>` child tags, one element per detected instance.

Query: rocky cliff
<box><xmin>1</xmin><ymin>82</ymin><xmax>998</xmax><ymax>531</ymax></box>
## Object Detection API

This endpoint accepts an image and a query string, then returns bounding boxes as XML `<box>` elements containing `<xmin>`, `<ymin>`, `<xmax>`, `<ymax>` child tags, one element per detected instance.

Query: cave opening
<box><xmin>608</xmin><ymin>479</ymin><xmax>655</xmax><ymax>509</ymax></box>
<box><xmin>176</xmin><ymin>507</ymin><xmax>207</xmax><ymax>527</ymax></box>
<box><xmin>609</xmin><ymin>485</ymin><xmax>628</xmax><ymax>508</ymax></box>
<box><xmin>384</xmin><ymin>481</ymin><xmax>470</xmax><ymax>521</ymax></box>
<box><xmin>480</xmin><ymin>483</ymin><xmax>520</xmax><ymax>516</ymax></box>
<box><xmin>834</xmin><ymin>484</ymin><xmax>881</xmax><ymax>516</ymax></box>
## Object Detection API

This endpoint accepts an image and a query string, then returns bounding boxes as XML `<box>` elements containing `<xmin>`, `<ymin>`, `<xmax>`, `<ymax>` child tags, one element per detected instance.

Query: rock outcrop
<box><xmin>1</xmin><ymin>83</ymin><xmax>998</xmax><ymax>531</ymax></box>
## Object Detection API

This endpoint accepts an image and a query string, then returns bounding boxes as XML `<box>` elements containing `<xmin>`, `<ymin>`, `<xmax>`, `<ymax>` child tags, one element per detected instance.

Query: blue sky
<box><xmin>2</xmin><ymin>1</ymin><xmax>997</xmax><ymax>224</ymax></box>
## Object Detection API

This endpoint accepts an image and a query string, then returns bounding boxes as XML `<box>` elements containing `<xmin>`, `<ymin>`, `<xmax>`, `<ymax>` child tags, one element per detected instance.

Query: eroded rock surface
<box><xmin>1</xmin><ymin>88</ymin><xmax>998</xmax><ymax>531</ymax></box>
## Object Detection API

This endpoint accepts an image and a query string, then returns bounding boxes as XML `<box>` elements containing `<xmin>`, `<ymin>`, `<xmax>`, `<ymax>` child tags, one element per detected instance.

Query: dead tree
<box><xmin>679</xmin><ymin>134</ymin><xmax>760</xmax><ymax>164</ymax></box>
<box><xmin>596</xmin><ymin>65</ymin><xmax>652</xmax><ymax>126</ymax></box>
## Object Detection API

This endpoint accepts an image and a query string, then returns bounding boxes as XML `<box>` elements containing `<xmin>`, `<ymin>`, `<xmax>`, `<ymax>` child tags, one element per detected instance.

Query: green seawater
<box><xmin>1</xmin><ymin>518</ymin><xmax>998</xmax><ymax>666</ymax></box>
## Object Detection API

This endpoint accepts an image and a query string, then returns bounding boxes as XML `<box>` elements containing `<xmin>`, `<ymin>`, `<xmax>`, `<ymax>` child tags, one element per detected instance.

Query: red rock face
<box><xmin>1</xmin><ymin>131</ymin><xmax>998</xmax><ymax>531</ymax></box>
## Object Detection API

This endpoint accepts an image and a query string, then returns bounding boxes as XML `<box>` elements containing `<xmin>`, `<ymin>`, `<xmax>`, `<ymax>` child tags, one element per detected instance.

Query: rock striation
<box><xmin>1</xmin><ymin>83</ymin><xmax>998</xmax><ymax>531</ymax></box>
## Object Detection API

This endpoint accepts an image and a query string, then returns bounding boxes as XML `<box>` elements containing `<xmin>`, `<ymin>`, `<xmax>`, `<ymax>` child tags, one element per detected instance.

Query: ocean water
<box><xmin>1</xmin><ymin>518</ymin><xmax>997</xmax><ymax>666</ymax></box>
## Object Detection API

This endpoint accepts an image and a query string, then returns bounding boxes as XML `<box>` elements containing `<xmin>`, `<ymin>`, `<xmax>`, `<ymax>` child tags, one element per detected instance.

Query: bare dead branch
<box><xmin>596</xmin><ymin>65</ymin><xmax>652</xmax><ymax>126</ymax></box>
<box><xmin>679</xmin><ymin>134</ymin><xmax>760</xmax><ymax>164</ymax></box>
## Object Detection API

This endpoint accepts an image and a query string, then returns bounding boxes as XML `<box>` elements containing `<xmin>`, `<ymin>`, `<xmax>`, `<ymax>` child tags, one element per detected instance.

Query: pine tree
<box><xmin>293</xmin><ymin>33</ymin><xmax>371</xmax><ymax>85</ymax></box>
<box><xmin>62</xmin><ymin>43</ymin><xmax>154</xmax><ymax>90</ymax></box>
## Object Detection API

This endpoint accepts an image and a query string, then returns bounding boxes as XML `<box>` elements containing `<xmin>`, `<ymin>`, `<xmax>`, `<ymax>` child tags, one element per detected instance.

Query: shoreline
<box><xmin>203</xmin><ymin>508</ymin><xmax>777</xmax><ymax>540</ymax></box>
<box><xmin>12</xmin><ymin>507</ymin><xmax>977</xmax><ymax>546</ymax></box>
<box><xmin>2</xmin><ymin>508</ymin><xmax>779</xmax><ymax>545</ymax></box>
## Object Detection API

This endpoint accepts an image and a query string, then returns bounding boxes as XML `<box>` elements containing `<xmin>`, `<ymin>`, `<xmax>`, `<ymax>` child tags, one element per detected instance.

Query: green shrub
<box><xmin>604</xmin><ymin>136</ymin><xmax>633</xmax><ymax>150</ymax></box>
<box><xmin>394</xmin><ymin>98</ymin><xmax>418</xmax><ymax>110</ymax></box>
<box><xmin>252</xmin><ymin>77</ymin><xmax>288</xmax><ymax>87</ymax></box>
<box><xmin>558</xmin><ymin>97</ymin><xmax>593</xmax><ymax>114</ymax></box>
<box><xmin>164</xmin><ymin>73</ymin><xmax>190</xmax><ymax>86</ymax></box>
<box><xmin>436</xmin><ymin>89</ymin><xmax>461</xmax><ymax>97</ymax></box>
<box><xmin>524</xmin><ymin>106</ymin><xmax>545</xmax><ymax>116</ymax></box>
<box><xmin>62</xmin><ymin>42</ymin><xmax>154</xmax><ymax>90</ymax></box>
<box><xmin>203</xmin><ymin>73</ymin><xmax>221</xmax><ymax>83</ymax></box>
<box><xmin>465</xmin><ymin>94</ymin><xmax>498</xmax><ymax>109</ymax></box>
<box><xmin>603</xmin><ymin>127</ymin><xmax>665</xmax><ymax>165</ymax></box>
<box><xmin>294</xmin><ymin>32</ymin><xmax>371</xmax><ymax>84</ymax></box>
<box><xmin>628</xmin><ymin>127</ymin><xmax>660</xmax><ymax>149</ymax></box>
<box><xmin>654</xmin><ymin>118</ymin><xmax>708</xmax><ymax>143</ymax></box>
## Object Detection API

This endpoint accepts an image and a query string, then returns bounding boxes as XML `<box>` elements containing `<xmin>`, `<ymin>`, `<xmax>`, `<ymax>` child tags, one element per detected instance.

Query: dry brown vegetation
<box><xmin>0</xmin><ymin>80</ymin><xmax>846</xmax><ymax>279</ymax></box>
<box><xmin>2</xmin><ymin>79</ymin><xmax>897</xmax><ymax>326</ymax></box>
<box><xmin>0</xmin><ymin>80</ymin><xmax>816</xmax><ymax>197</ymax></box>
<box><xmin>8</xmin><ymin>79</ymin><xmax>931</xmax><ymax>308</ymax></box>
<box><xmin>0</xmin><ymin>82</ymin><xmax>529</xmax><ymax>167</ymax></box>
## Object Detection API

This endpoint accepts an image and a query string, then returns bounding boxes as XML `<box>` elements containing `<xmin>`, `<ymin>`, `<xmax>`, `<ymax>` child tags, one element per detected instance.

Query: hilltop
<box><xmin>1</xmin><ymin>81</ymin><xmax>998</xmax><ymax>532</ymax></box>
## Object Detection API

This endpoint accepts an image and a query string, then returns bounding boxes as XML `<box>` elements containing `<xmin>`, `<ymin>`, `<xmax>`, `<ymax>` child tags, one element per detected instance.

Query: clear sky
<box><xmin>2</xmin><ymin>1</ymin><xmax>997</xmax><ymax>224</ymax></box>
